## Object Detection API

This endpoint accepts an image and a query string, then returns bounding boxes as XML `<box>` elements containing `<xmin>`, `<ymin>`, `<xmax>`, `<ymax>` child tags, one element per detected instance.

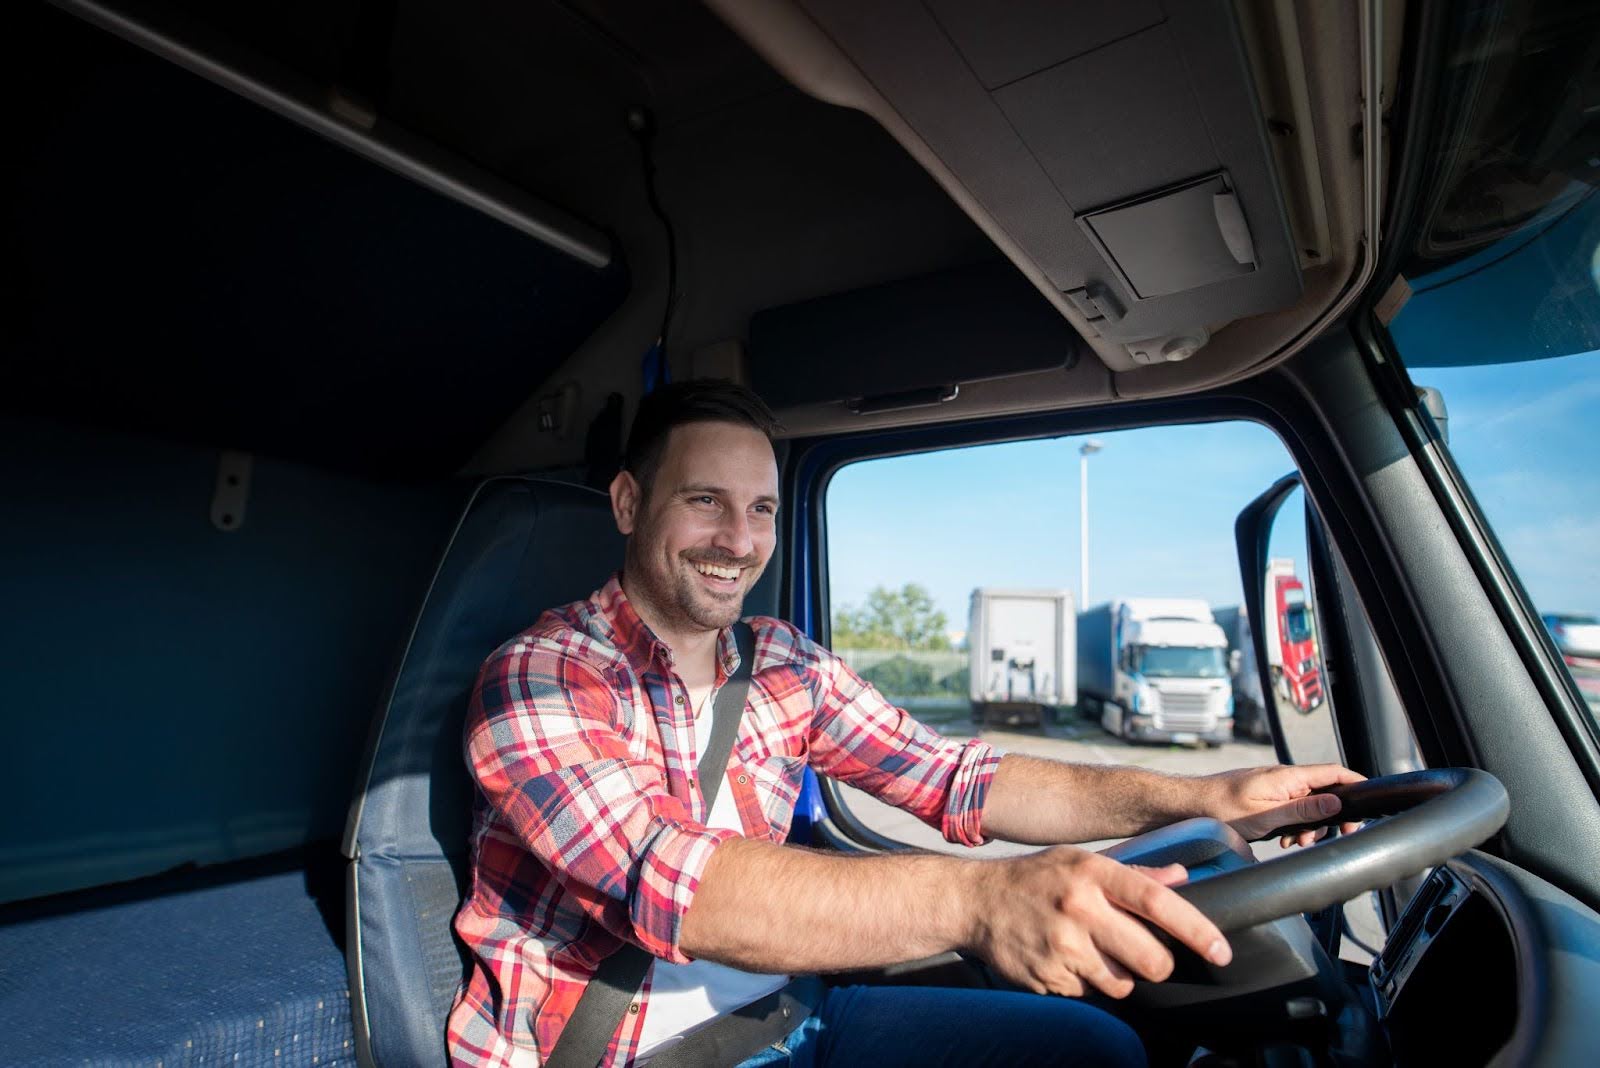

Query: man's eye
<box><xmin>692</xmin><ymin>496</ymin><xmax>717</xmax><ymax>506</ymax></box>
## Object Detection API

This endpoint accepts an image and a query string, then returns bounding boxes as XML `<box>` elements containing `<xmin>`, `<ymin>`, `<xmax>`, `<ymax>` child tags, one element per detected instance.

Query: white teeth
<box><xmin>693</xmin><ymin>562</ymin><xmax>739</xmax><ymax>580</ymax></box>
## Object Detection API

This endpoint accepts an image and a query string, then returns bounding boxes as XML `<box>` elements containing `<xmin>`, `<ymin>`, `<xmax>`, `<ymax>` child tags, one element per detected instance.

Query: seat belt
<box><xmin>546</xmin><ymin>622</ymin><xmax>757</xmax><ymax>1068</ymax></box>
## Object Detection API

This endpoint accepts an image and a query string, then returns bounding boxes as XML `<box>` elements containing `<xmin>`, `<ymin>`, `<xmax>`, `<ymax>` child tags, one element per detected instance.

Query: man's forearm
<box><xmin>981</xmin><ymin>753</ymin><xmax>1222</xmax><ymax>844</ymax></box>
<box><xmin>680</xmin><ymin>836</ymin><xmax>980</xmax><ymax>973</ymax></box>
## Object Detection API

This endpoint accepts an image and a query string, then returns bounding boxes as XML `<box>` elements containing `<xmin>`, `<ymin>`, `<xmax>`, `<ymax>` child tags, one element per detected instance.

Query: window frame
<box><xmin>779</xmin><ymin>318</ymin><xmax>1600</xmax><ymax>922</ymax></box>
<box><xmin>779</xmin><ymin>384</ymin><xmax>1423</xmax><ymax>849</ymax></box>
<box><xmin>1354</xmin><ymin>310</ymin><xmax>1600</xmax><ymax>791</ymax></box>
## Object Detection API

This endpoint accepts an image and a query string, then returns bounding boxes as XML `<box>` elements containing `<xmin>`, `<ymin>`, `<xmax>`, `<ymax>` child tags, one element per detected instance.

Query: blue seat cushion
<box><xmin>0</xmin><ymin>846</ymin><xmax>354</xmax><ymax>1066</ymax></box>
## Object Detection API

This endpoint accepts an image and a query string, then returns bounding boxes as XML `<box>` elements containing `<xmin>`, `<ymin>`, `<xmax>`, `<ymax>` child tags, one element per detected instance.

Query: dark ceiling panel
<box><xmin>5</xmin><ymin>4</ymin><xmax>627</xmax><ymax>478</ymax></box>
<box><xmin>993</xmin><ymin>24</ymin><xmax>1218</xmax><ymax>212</ymax></box>
<box><xmin>797</xmin><ymin>0</ymin><xmax>1302</xmax><ymax>345</ymax></box>
<box><xmin>927</xmin><ymin>0</ymin><xmax>1163</xmax><ymax>90</ymax></box>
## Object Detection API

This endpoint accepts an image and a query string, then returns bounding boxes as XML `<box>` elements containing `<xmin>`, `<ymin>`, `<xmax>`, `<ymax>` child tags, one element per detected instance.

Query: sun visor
<box><xmin>748</xmin><ymin>261</ymin><xmax>1082</xmax><ymax>410</ymax></box>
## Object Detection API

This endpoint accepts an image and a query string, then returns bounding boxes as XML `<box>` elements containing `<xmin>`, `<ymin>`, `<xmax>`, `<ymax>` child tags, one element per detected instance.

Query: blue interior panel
<box><xmin>0</xmin><ymin>416</ymin><xmax>462</xmax><ymax>904</ymax></box>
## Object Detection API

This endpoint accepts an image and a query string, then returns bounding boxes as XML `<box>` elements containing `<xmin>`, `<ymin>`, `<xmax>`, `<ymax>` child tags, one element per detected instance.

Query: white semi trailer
<box><xmin>1077</xmin><ymin>598</ymin><xmax>1234</xmax><ymax>744</ymax></box>
<box><xmin>968</xmin><ymin>588</ymin><xmax>1075</xmax><ymax>727</ymax></box>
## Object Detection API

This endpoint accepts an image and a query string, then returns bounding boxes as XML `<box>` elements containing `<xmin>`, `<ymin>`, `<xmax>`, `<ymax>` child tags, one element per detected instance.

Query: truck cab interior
<box><xmin>5</xmin><ymin>1</ymin><xmax>1600</xmax><ymax>1066</ymax></box>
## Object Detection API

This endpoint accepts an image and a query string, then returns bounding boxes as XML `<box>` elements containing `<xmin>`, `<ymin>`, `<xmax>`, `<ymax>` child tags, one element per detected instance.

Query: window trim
<box><xmin>781</xmin><ymin>383</ymin><xmax>1456</xmax><ymax>852</ymax></box>
<box><xmin>1354</xmin><ymin>311</ymin><xmax>1600</xmax><ymax>799</ymax></box>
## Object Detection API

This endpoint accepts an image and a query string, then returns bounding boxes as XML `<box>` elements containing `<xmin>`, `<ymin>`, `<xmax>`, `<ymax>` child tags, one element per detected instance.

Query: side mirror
<box><xmin>1229</xmin><ymin>648</ymin><xmax>1243</xmax><ymax>675</ymax></box>
<box><xmin>1234</xmin><ymin>473</ymin><xmax>1301</xmax><ymax>762</ymax></box>
<box><xmin>1235</xmin><ymin>473</ymin><xmax>1341</xmax><ymax>767</ymax></box>
<box><xmin>1417</xmin><ymin>386</ymin><xmax>1450</xmax><ymax>445</ymax></box>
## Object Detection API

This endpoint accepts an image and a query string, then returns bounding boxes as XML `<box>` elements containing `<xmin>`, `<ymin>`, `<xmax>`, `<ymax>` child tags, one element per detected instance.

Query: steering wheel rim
<box><xmin>1171</xmin><ymin>768</ymin><xmax>1509</xmax><ymax>933</ymax></box>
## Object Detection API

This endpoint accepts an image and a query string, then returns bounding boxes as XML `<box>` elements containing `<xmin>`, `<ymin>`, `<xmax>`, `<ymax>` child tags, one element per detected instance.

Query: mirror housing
<box><xmin>1233</xmin><ymin>472</ymin><xmax>1302</xmax><ymax>763</ymax></box>
<box><xmin>1417</xmin><ymin>386</ymin><xmax>1450</xmax><ymax>444</ymax></box>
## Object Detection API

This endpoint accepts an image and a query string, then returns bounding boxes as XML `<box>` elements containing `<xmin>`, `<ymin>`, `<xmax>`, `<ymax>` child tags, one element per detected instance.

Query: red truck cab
<box><xmin>1266</xmin><ymin>562</ymin><xmax>1324</xmax><ymax>714</ymax></box>
<box><xmin>1274</xmin><ymin>576</ymin><xmax>1324</xmax><ymax>713</ymax></box>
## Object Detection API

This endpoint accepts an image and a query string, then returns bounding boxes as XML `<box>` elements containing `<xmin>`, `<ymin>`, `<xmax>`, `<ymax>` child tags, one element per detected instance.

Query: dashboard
<box><xmin>1372</xmin><ymin>853</ymin><xmax>1600</xmax><ymax>1066</ymax></box>
<box><xmin>1370</xmin><ymin>864</ymin><xmax>1515</xmax><ymax>1063</ymax></box>
<box><xmin>1092</xmin><ymin>816</ymin><xmax>1600</xmax><ymax>1065</ymax></box>
<box><xmin>1102</xmin><ymin>816</ymin><xmax>1600</xmax><ymax>1065</ymax></box>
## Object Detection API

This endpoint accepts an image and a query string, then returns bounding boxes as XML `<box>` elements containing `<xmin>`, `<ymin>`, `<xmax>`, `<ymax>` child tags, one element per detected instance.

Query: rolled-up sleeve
<box><xmin>465</xmin><ymin>640</ymin><xmax>736</xmax><ymax>963</ymax></box>
<box><xmin>802</xmin><ymin>648</ymin><xmax>1002</xmax><ymax>848</ymax></box>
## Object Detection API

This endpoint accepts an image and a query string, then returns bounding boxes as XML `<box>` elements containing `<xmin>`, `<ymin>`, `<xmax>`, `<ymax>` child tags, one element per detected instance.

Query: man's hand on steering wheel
<box><xmin>1202</xmin><ymin>763</ymin><xmax>1367</xmax><ymax>847</ymax></box>
<box><xmin>967</xmin><ymin>847</ymin><xmax>1234</xmax><ymax>1001</ymax></box>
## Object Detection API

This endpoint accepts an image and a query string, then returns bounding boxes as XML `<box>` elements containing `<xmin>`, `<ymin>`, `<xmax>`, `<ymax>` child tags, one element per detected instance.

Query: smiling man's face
<box><xmin>612</xmin><ymin>420</ymin><xmax>780</xmax><ymax>636</ymax></box>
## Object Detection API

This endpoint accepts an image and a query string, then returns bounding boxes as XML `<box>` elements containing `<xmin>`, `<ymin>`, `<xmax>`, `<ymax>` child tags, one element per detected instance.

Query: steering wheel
<box><xmin>1106</xmin><ymin>769</ymin><xmax>1510</xmax><ymax>934</ymax></box>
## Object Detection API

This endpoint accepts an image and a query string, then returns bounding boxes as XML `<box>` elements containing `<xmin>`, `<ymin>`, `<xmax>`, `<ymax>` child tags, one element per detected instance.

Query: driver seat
<box><xmin>341</xmin><ymin>477</ymin><xmax>623</xmax><ymax>1066</ymax></box>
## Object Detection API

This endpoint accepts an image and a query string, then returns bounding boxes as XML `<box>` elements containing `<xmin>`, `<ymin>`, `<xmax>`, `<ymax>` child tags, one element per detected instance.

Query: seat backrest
<box><xmin>342</xmin><ymin>477</ymin><xmax>623</xmax><ymax>1067</ymax></box>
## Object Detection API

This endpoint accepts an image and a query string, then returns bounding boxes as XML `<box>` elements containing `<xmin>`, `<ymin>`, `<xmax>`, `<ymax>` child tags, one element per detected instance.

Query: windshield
<box><xmin>1285</xmin><ymin>606</ymin><xmax>1315</xmax><ymax>644</ymax></box>
<box><xmin>1382</xmin><ymin>0</ymin><xmax>1600</xmax><ymax>719</ymax></box>
<box><xmin>1135</xmin><ymin>646</ymin><xmax>1228</xmax><ymax>679</ymax></box>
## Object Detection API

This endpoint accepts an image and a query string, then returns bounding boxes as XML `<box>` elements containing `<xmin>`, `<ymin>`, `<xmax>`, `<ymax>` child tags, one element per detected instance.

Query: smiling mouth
<box><xmin>691</xmin><ymin>561</ymin><xmax>742</xmax><ymax>583</ymax></box>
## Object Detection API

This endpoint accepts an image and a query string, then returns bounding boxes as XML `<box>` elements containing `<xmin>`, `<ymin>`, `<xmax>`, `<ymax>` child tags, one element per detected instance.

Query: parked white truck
<box><xmin>968</xmin><ymin>587</ymin><xmax>1075</xmax><ymax>727</ymax></box>
<box><xmin>1077</xmin><ymin>598</ymin><xmax>1234</xmax><ymax>744</ymax></box>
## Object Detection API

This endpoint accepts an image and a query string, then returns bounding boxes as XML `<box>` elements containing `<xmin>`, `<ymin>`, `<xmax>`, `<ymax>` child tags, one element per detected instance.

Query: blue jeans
<box><xmin>735</xmin><ymin>980</ymin><xmax>1147</xmax><ymax>1067</ymax></box>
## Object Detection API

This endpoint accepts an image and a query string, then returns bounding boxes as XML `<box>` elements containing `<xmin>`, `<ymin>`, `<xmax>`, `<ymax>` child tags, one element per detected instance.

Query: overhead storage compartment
<box><xmin>1079</xmin><ymin>172</ymin><xmax>1257</xmax><ymax>300</ymax></box>
<box><xmin>796</xmin><ymin>0</ymin><xmax>1303</xmax><ymax>353</ymax></box>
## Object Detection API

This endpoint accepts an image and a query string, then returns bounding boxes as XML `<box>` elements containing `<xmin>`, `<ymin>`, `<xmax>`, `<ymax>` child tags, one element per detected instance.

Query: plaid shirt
<box><xmin>446</xmin><ymin>573</ymin><xmax>1001</xmax><ymax>1067</ymax></box>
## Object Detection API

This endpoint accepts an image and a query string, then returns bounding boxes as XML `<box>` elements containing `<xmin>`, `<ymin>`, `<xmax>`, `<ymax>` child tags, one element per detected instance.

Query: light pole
<box><xmin>1079</xmin><ymin>440</ymin><xmax>1103</xmax><ymax>609</ymax></box>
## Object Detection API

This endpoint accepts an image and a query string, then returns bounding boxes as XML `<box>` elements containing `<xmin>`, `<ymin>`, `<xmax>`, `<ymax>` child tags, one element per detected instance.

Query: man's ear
<box><xmin>609</xmin><ymin>469</ymin><xmax>641</xmax><ymax>535</ymax></box>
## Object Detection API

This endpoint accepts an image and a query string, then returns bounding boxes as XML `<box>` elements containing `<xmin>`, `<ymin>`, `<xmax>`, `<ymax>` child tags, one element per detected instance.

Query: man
<box><xmin>447</xmin><ymin>379</ymin><xmax>1361</xmax><ymax>1067</ymax></box>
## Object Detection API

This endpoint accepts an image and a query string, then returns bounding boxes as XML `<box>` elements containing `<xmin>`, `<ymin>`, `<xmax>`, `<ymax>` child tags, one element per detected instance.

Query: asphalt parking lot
<box><xmin>836</xmin><ymin>703</ymin><xmax>1385</xmax><ymax>963</ymax></box>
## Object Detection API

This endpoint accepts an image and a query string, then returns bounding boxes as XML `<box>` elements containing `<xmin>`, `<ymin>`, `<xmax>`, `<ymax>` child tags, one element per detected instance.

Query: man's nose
<box><xmin>712</xmin><ymin>508</ymin><xmax>755</xmax><ymax>558</ymax></box>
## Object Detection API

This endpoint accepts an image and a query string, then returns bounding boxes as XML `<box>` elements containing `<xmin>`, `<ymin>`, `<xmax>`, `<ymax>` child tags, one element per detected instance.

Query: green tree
<box><xmin>860</xmin><ymin>655</ymin><xmax>936</xmax><ymax>695</ymax></box>
<box><xmin>832</xmin><ymin>583</ymin><xmax>951</xmax><ymax>650</ymax></box>
<box><xmin>940</xmin><ymin>665</ymin><xmax>970</xmax><ymax>696</ymax></box>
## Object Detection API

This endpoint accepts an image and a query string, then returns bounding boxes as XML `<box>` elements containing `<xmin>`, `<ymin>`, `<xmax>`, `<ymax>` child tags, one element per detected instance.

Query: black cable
<box><xmin>1342</xmin><ymin>909</ymin><xmax>1382</xmax><ymax>959</ymax></box>
<box><xmin>628</xmin><ymin>106</ymin><xmax>676</xmax><ymax>387</ymax></box>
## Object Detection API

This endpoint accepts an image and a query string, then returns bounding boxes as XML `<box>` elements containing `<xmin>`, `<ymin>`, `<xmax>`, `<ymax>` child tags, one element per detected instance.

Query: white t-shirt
<box><xmin>633</xmin><ymin>694</ymin><xmax>789</xmax><ymax>1062</ymax></box>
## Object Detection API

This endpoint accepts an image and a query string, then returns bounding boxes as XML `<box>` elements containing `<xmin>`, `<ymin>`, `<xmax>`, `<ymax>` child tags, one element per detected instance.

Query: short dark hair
<box><xmin>622</xmin><ymin>379</ymin><xmax>782</xmax><ymax>493</ymax></box>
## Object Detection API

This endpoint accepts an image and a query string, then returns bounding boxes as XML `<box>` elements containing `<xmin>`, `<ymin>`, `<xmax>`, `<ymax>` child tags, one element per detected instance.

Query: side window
<box><xmin>822</xmin><ymin>422</ymin><xmax>1343</xmax><ymax>854</ymax></box>
<box><xmin>1384</xmin><ymin>214</ymin><xmax>1600</xmax><ymax>720</ymax></box>
<box><xmin>1404</xmin><ymin>346</ymin><xmax>1600</xmax><ymax>721</ymax></box>
<box><xmin>1377</xmin><ymin>8</ymin><xmax>1600</xmax><ymax>725</ymax></box>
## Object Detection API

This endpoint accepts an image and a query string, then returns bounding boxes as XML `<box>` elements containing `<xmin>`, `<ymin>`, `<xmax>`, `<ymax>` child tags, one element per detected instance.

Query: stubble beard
<box><xmin>625</xmin><ymin>523</ymin><xmax>757</xmax><ymax>634</ymax></box>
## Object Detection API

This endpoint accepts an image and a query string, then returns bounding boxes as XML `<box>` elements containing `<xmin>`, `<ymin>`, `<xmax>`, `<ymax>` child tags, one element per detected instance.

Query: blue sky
<box><xmin>825</xmin><ymin>353</ymin><xmax>1598</xmax><ymax>638</ymax></box>
<box><xmin>826</xmin><ymin>421</ymin><xmax>1309</xmax><ymax>637</ymax></box>
<box><xmin>1414</xmin><ymin>350</ymin><xmax>1600</xmax><ymax>616</ymax></box>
